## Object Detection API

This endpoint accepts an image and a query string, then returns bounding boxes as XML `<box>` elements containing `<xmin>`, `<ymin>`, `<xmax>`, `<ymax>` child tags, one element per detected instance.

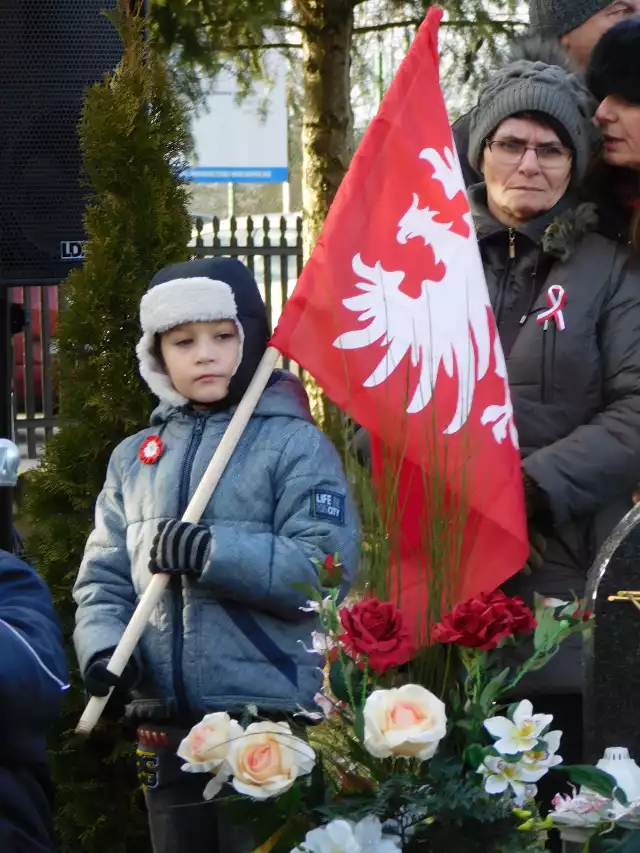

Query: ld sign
<box><xmin>60</xmin><ymin>241</ymin><xmax>85</xmax><ymax>261</ymax></box>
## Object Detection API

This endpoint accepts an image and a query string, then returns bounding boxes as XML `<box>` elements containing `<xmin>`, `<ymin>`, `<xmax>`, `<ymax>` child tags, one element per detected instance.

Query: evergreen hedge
<box><xmin>23</xmin><ymin>4</ymin><xmax>192</xmax><ymax>849</ymax></box>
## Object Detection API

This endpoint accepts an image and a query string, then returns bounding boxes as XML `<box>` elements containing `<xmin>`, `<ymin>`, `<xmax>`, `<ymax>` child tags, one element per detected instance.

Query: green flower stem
<box><xmin>361</xmin><ymin>659</ymin><xmax>370</xmax><ymax>708</ymax></box>
<box><xmin>441</xmin><ymin>643</ymin><xmax>453</xmax><ymax>699</ymax></box>
<box><xmin>503</xmin><ymin>648</ymin><xmax>553</xmax><ymax>694</ymax></box>
<box><xmin>470</xmin><ymin>650</ymin><xmax>486</xmax><ymax>704</ymax></box>
<box><xmin>337</xmin><ymin>647</ymin><xmax>357</xmax><ymax>712</ymax></box>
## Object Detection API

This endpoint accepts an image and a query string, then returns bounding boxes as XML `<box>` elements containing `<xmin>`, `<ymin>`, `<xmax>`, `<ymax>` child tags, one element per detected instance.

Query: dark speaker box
<box><xmin>0</xmin><ymin>0</ymin><xmax>122</xmax><ymax>284</ymax></box>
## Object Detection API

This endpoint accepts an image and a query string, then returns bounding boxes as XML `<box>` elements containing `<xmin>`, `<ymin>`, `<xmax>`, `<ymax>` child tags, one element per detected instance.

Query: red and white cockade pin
<box><xmin>536</xmin><ymin>284</ymin><xmax>567</xmax><ymax>332</ymax></box>
<box><xmin>139</xmin><ymin>435</ymin><xmax>164</xmax><ymax>465</ymax></box>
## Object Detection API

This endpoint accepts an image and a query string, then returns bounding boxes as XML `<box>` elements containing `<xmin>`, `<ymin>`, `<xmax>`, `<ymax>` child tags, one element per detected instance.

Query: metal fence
<box><xmin>11</xmin><ymin>213</ymin><xmax>303</xmax><ymax>461</ymax></box>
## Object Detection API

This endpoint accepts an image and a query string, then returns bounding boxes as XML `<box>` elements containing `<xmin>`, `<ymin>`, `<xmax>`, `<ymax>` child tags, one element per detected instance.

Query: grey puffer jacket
<box><xmin>471</xmin><ymin>185</ymin><xmax>640</xmax><ymax>694</ymax></box>
<box><xmin>74</xmin><ymin>372</ymin><xmax>360</xmax><ymax>723</ymax></box>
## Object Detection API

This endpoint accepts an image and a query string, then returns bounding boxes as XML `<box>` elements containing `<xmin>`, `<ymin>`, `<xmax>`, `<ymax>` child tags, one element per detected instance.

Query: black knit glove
<box><xmin>84</xmin><ymin>653</ymin><xmax>138</xmax><ymax>698</ymax></box>
<box><xmin>349</xmin><ymin>427</ymin><xmax>371</xmax><ymax>468</ymax></box>
<box><xmin>523</xmin><ymin>471</ymin><xmax>542</xmax><ymax>519</ymax></box>
<box><xmin>524</xmin><ymin>529</ymin><xmax>548</xmax><ymax>574</ymax></box>
<box><xmin>149</xmin><ymin>519</ymin><xmax>212</xmax><ymax>577</ymax></box>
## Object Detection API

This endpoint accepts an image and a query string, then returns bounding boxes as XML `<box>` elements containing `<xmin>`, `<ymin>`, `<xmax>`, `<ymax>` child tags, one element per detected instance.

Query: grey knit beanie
<box><xmin>468</xmin><ymin>60</ymin><xmax>596</xmax><ymax>180</ymax></box>
<box><xmin>529</xmin><ymin>0</ymin><xmax>611</xmax><ymax>38</ymax></box>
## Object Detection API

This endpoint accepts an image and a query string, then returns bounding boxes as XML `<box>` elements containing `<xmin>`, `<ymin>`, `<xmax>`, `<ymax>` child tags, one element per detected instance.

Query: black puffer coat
<box><xmin>471</xmin><ymin>185</ymin><xmax>640</xmax><ymax>694</ymax></box>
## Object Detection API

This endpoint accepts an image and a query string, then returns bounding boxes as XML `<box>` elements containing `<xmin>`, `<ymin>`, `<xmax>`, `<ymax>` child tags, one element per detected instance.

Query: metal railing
<box><xmin>10</xmin><ymin>283</ymin><xmax>59</xmax><ymax>462</ymax></box>
<box><xmin>11</xmin><ymin>213</ymin><xmax>303</xmax><ymax>461</ymax></box>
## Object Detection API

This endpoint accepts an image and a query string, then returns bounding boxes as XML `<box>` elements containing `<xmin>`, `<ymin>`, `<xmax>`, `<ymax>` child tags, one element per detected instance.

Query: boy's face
<box><xmin>160</xmin><ymin>320</ymin><xmax>241</xmax><ymax>405</ymax></box>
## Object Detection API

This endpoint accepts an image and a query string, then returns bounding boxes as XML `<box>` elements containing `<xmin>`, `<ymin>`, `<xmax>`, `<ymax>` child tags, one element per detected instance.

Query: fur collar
<box><xmin>470</xmin><ymin>183</ymin><xmax>599</xmax><ymax>262</ymax></box>
<box><xmin>505</xmin><ymin>35</ymin><xmax>576</xmax><ymax>71</ymax></box>
<box><xmin>542</xmin><ymin>202</ymin><xmax>599</xmax><ymax>261</ymax></box>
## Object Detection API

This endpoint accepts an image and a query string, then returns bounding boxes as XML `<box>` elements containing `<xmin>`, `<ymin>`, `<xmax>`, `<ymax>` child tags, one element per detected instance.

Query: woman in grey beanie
<box><xmin>467</xmin><ymin>59</ymin><xmax>640</xmax><ymax>837</ymax></box>
<box><xmin>452</xmin><ymin>0</ymin><xmax>640</xmax><ymax>188</ymax></box>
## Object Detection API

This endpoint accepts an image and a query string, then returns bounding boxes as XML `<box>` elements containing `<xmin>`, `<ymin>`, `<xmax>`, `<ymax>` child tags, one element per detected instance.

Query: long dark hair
<box><xmin>632</xmin><ymin>208</ymin><xmax>640</xmax><ymax>251</ymax></box>
<box><xmin>581</xmin><ymin>160</ymin><xmax>640</xmax><ymax>248</ymax></box>
<box><xmin>586</xmin><ymin>19</ymin><xmax>640</xmax><ymax>250</ymax></box>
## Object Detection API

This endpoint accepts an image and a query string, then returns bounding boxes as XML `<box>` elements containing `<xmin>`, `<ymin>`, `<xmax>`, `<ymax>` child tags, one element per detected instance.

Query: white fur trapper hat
<box><xmin>136</xmin><ymin>258</ymin><xmax>269</xmax><ymax>407</ymax></box>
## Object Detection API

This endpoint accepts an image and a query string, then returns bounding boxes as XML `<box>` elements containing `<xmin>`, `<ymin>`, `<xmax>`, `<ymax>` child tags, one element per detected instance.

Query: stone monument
<box><xmin>584</xmin><ymin>504</ymin><xmax>640</xmax><ymax>764</ymax></box>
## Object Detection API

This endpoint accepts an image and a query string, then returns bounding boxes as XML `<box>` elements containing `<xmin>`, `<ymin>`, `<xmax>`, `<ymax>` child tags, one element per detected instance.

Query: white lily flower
<box><xmin>202</xmin><ymin>764</ymin><xmax>232</xmax><ymax>800</ymax></box>
<box><xmin>483</xmin><ymin>700</ymin><xmax>554</xmax><ymax>755</ymax></box>
<box><xmin>550</xmin><ymin>789</ymin><xmax>609</xmax><ymax>828</ymax></box>
<box><xmin>479</xmin><ymin>755</ymin><xmax>543</xmax><ymax>798</ymax></box>
<box><xmin>295</xmin><ymin>692</ymin><xmax>345</xmax><ymax>723</ymax></box>
<box><xmin>299</xmin><ymin>596</ymin><xmax>333</xmax><ymax>614</ymax></box>
<box><xmin>292</xmin><ymin>815</ymin><xmax>402</xmax><ymax>853</ymax></box>
<box><xmin>522</xmin><ymin>729</ymin><xmax>563</xmax><ymax>774</ymax></box>
<box><xmin>315</xmin><ymin>692</ymin><xmax>340</xmax><ymax>718</ymax></box>
<box><xmin>298</xmin><ymin>631</ymin><xmax>334</xmax><ymax>655</ymax></box>
<box><xmin>513</xmin><ymin>784</ymin><xmax>539</xmax><ymax>808</ymax></box>
<box><xmin>294</xmin><ymin>708</ymin><xmax>325</xmax><ymax>723</ymax></box>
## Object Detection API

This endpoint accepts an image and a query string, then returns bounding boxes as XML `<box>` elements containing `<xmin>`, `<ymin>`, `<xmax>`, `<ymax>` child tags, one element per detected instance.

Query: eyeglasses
<box><xmin>486</xmin><ymin>140</ymin><xmax>573</xmax><ymax>168</ymax></box>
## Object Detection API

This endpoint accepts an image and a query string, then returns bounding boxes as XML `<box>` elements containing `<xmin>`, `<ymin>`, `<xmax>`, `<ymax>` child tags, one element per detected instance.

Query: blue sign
<box><xmin>186</xmin><ymin>167</ymin><xmax>289</xmax><ymax>184</ymax></box>
<box><xmin>189</xmin><ymin>56</ymin><xmax>288</xmax><ymax>185</ymax></box>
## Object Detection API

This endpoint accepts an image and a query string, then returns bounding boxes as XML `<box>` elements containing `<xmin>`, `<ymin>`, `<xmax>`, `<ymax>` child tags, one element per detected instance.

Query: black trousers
<box><xmin>137</xmin><ymin>726</ymin><xmax>256</xmax><ymax>853</ymax></box>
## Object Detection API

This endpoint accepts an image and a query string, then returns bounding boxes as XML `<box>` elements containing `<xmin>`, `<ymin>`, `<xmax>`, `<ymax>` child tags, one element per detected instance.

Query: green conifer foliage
<box><xmin>22</xmin><ymin>4</ymin><xmax>192</xmax><ymax>849</ymax></box>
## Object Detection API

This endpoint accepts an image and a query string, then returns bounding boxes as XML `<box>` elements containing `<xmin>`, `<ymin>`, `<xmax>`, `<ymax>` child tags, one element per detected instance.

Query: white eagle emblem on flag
<box><xmin>333</xmin><ymin>145</ymin><xmax>518</xmax><ymax>449</ymax></box>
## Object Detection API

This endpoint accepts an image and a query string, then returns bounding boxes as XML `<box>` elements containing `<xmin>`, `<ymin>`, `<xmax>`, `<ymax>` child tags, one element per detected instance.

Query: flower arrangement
<box><xmin>546</xmin><ymin>747</ymin><xmax>640</xmax><ymax>850</ymax></box>
<box><xmin>177</xmin><ymin>570</ymin><xmax>602</xmax><ymax>853</ymax></box>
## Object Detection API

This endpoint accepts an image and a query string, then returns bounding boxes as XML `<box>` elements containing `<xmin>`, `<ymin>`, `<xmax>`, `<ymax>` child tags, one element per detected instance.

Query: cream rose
<box><xmin>227</xmin><ymin>721</ymin><xmax>315</xmax><ymax>800</ymax></box>
<box><xmin>177</xmin><ymin>712</ymin><xmax>243</xmax><ymax>774</ymax></box>
<box><xmin>363</xmin><ymin>684</ymin><xmax>447</xmax><ymax>760</ymax></box>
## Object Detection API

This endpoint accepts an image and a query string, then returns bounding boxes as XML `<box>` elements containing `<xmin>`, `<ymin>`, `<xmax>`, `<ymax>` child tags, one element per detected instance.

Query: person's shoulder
<box><xmin>0</xmin><ymin>549</ymin><xmax>51</xmax><ymax>604</ymax></box>
<box><xmin>254</xmin><ymin>370</ymin><xmax>312</xmax><ymax>424</ymax></box>
<box><xmin>0</xmin><ymin>548</ymin><xmax>32</xmax><ymax>578</ymax></box>
<box><xmin>277</xmin><ymin>418</ymin><xmax>342</xmax><ymax>474</ymax></box>
<box><xmin>580</xmin><ymin>162</ymin><xmax>636</xmax><ymax>245</ymax></box>
<box><xmin>252</xmin><ymin>373</ymin><xmax>339</xmax><ymax>457</ymax></box>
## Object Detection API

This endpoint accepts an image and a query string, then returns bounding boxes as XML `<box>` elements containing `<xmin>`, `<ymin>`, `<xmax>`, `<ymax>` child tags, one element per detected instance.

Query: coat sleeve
<box><xmin>524</xmin><ymin>259</ymin><xmax>640</xmax><ymax>526</ymax></box>
<box><xmin>198</xmin><ymin>422</ymin><xmax>361</xmax><ymax>618</ymax></box>
<box><xmin>0</xmin><ymin>552</ymin><xmax>69</xmax><ymax>726</ymax></box>
<box><xmin>73</xmin><ymin>447</ymin><xmax>141</xmax><ymax>675</ymax></box>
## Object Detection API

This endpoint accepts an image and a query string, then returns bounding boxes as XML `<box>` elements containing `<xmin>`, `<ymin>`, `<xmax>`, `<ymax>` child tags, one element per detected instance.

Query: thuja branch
<box><xmin>220</xmin><ymin>41</ymin><xmax>303</xmax><ymax>51</ymax></box>
<box><xmin>354</xmin><ymin>17</ymin><xmax>525</xmax><ymax>35</ymax></box>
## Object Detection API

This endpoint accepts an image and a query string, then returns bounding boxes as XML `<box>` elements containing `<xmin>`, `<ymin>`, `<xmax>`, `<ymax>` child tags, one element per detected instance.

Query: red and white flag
<box><xmin>271</xmin><ymin>8</ymin><xmax>528</xmax><ymax>635</ymax></box>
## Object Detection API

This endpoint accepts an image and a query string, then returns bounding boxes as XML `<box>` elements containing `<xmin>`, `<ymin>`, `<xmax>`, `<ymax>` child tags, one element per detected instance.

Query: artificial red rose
<box><xmin>433</xmin><ymin>590</ymin><xmax>536</xmax><ymax>652</ymax></box>
<box><xmin>339</xmin><ymin>599</ymin><xmax>415</xmax><ymax>673</ymax></box>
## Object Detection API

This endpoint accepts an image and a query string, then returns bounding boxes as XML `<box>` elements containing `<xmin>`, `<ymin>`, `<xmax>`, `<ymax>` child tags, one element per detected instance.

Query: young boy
<box><xmin>73</xmin><ymin>258</ymin><xmax>360</xmax><ymax>853</ymax></box>
<box><xmin>0</xmin><ymin>549</ymin><xmax>69</xmax><ymax>853</ymax></box>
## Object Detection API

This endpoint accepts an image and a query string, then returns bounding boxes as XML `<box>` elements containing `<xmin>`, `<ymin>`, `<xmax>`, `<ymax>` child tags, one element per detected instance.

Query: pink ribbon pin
<box><xmin>536</xmin><ymin>285</ymin><xmax>566</xmax><ymax>331</ymax></box>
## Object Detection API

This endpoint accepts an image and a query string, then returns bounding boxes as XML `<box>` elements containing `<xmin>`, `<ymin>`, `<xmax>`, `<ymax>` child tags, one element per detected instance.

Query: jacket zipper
<box><xmin>495</xmin><ymin>228</ymin><xmax>516</xmax><ymax>324</ymax></box>
<box><xmin>172</xmin><ymin>413</ymin><xmax>206</xmax><ymax>718</ymax></box>
<box><xmin>541</xmin><ymin>327</ymin><xmax>548</xmax><ymax>403</ymax></box>
<box><xmin>517</xmin><ymin>257</ymin><xmax>544</xmax><ymax>327</ymax></box>
<box><xmin>549</xmin><ymin>323</ymin><xmax>557</xmax><ymax>403</ymax></box>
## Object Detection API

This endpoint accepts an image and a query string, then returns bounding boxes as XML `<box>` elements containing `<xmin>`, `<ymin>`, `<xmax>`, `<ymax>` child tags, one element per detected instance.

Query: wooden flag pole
<box><xmin>76</xmin><ymin>346</ymin><xmax>282</xmax><ymax>737</ymax></box>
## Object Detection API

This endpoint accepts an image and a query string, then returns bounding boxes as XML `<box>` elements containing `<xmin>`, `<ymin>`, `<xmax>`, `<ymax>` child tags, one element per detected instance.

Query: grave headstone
<box><xmin>584</xmin><ymin>504</ymin><xmax>640</xmax><ymax>763</ymax></box>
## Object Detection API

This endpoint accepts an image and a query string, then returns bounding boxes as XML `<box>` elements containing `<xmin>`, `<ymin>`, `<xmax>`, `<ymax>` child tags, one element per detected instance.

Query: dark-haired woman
<box><xmin>586</xmin><ymin>18</ymin><xmax>640</xmax><ymax>246</ymax></box>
